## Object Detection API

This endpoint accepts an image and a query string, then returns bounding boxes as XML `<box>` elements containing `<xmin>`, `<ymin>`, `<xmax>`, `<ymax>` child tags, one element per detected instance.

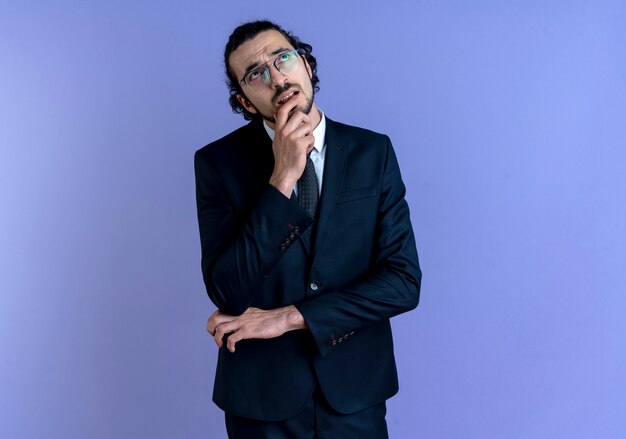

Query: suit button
<box><xmin>309</xmin><ymin>281</ymin><xmax>319</xmax><ymax>291</ymax></box>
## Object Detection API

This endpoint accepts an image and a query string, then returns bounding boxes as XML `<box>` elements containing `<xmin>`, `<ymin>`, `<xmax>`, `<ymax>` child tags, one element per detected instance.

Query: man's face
<box><xmin>228</xmin><ymin>30</ymin><xmax>315</xmax><ymax>126</ymax></box>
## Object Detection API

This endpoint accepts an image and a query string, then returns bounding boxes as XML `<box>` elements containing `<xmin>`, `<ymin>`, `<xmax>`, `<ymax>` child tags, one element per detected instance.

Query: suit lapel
<box><xmin>311</xmin><ymin>117</ymin><xmax>348</xmax><ymax>260</ymax></box>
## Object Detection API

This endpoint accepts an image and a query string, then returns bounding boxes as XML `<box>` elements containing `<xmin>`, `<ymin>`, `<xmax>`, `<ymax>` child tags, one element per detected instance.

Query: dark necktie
<box><xmin>297</xmin><ymin>152</ymin><xmax>319</xmax><ymax>219</ymax></box>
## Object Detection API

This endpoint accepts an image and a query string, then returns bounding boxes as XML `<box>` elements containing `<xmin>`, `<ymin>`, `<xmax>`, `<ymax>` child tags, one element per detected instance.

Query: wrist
<box><xmin>269</xmin><ymin>175</ymin><xmax>295</xmax><ymax>198</ymax></box>
<box><xmin>283</xmin><ymin>305</ymin><xmax>307</xmax><ymax>331</ymax></box>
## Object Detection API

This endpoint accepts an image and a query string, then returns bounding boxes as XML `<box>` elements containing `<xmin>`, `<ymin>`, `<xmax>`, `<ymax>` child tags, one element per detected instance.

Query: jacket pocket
<box><xmin>335</xmin><ymin>187</ymin><xmax>378</xmax><ymax>205</ymax></box>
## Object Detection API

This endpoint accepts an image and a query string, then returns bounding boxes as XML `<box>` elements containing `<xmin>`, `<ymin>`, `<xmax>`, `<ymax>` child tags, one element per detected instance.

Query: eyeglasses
<box><xmin>240</xmin><ymin>49</ymin><xmax>302</xmax><ymax>88</ymax></box>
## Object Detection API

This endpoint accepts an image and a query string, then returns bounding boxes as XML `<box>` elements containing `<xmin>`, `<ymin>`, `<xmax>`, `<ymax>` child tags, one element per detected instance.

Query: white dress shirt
<box><xmin>263</xmin><ymin>110</ymin><xmax>327</xmax><ymax>196</ymax></box>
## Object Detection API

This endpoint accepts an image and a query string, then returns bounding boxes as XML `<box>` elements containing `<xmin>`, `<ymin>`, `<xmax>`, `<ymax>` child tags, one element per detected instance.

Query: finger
<box><xmin>226</xmin><ymin>329</ymin><xmax>246</xmax><ymax>353</ymax></box>
<box><xmin>282</xmin><ymin>112</ymin><xmax>311</xmax><ymax>136</ymax></box>
<box><xmin>207</xmin><ymin>312</ymin><xmax>219</xmax><ymax>335</ymax></box>
<box><xmin>214</xmin><ymin>323</ymin><xmax>226</xmax><ymax>347</ymax></box>
<box><xmin>279</xmin><ymin>96</ymin><xmax>300</xmax><ymax>118</ymax></box>
<box><xmin>275</xmin><ymin>99</ymin><xmax>301</xmax><ymax>129</ymax></box>
<box><xmin>276</xmin><ymin>111</ymin><xmax>306</xmax><ymax>137</ymax></box>
<box><xmin>208</xmin><ymin>310</ymin><xmax>238</xmax><ymax>335</ymax></box>
<box><xmin>208</xmin><ymin>321</ymin><xmax>226</xmax><ymax>337</ymax></box>
<box><xmin>280</xmin><ymin>122</ymin><xmax>312</xmax><ymax>149</ymax></box>
<box><xmin>274</xmin><ymin>103</ymin><xmax>294</xmax><ymax>130</ymax></box>
<box><xmin>207</xmin><ymin>311</ymin><xmax>223</xmax><ymax>335</ymax></box>
<box><xmin>214</xmin><ymin>321</ymin><xmax>237</xmax><ymax>348</ymax></box>
<box><xmin>290</xmin><ymin>123</ymin><xmax>314</xmax><ymax>141</ymax></box>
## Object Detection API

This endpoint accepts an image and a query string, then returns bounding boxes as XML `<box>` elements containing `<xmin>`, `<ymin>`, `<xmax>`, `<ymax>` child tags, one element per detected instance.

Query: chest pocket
<box><xmin>335</xmin><ymin>187</ymin><xmax>378</xmax><ymax>205</ymax></box>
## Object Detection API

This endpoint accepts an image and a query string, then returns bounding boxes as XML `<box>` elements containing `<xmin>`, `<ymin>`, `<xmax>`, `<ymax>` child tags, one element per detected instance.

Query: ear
<box><xmin>236</xmin><ymin>94</ymin><xmax>257</xmax><ymax>114</ymax></box>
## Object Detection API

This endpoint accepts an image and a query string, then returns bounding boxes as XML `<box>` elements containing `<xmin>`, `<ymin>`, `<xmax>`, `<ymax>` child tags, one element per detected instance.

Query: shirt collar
<box><xmin>263</xmin><ymin>110</ymin><xmax>326</xmax><ymax>154</ymax></box>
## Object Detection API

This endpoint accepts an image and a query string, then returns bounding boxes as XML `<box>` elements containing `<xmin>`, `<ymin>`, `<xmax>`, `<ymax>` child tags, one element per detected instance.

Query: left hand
<box><xmin>206</xmin><ymin>305</ymin><xmax>306</xmax><ymax>353</ymax></box>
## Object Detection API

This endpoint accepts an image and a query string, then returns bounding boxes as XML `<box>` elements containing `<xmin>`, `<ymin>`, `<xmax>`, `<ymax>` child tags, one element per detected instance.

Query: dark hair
<box><xmin>224</xmin><ymin>20</ymin><xmax>320</xmax><ymax>120</ymax></box>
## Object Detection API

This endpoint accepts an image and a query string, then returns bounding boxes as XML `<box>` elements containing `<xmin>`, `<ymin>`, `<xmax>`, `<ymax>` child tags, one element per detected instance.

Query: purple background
<box><xmin>2</xmin><ymin>1</ymin><xmax>625</xmax><ymax>437</ymax></box>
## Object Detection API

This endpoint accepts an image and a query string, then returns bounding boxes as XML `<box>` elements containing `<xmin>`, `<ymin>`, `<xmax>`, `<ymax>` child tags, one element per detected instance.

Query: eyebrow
<box><xmin>243</xmin><ymin>47</ymin><xmax>291</xmax><ymax>74</ymax></box>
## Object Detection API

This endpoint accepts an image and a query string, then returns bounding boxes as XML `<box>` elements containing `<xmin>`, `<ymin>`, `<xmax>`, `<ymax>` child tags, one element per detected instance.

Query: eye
<box><xmin>277</xmin><ymin>51</ymin><xmax>295</xmax><ymax>65</ymax></box>
<box><xmin>246</xmin><ymin>69</ymin><xmax>262</xmax><ymax>82</ymax></box>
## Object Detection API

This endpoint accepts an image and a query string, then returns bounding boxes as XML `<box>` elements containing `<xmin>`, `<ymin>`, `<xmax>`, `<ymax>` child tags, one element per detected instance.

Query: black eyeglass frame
<box><xmin>239</xmin><ymin>49</ymin><xmax>304</xmax><ymax>87</ymax></box>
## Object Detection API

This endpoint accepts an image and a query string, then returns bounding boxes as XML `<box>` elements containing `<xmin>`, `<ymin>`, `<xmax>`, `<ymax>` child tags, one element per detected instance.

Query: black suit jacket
<box><xmin>194</xmin><ymin>116</ymin><xmax>421</xmax><ymax>421</ymax></box>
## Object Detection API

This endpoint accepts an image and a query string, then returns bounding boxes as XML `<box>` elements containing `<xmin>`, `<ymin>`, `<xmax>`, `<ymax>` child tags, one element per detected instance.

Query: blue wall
<box><xmin>1</xmin><ymin>1</ymin><xmax>625</xmax><ymax>437</ymax></box>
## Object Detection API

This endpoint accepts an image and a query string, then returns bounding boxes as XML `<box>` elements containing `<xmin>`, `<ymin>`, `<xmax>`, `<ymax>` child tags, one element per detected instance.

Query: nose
<box><xmin>268</xmin><ymin>65</ymin><xmax>288</xmax><ymax>89</ymax></box>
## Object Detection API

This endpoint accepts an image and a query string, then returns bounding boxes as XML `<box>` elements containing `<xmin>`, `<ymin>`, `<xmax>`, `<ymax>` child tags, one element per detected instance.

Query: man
<box><xmin>194</xmin><ymin>20</ymin><xmax>421</xmax><ymax>438</ymax></box>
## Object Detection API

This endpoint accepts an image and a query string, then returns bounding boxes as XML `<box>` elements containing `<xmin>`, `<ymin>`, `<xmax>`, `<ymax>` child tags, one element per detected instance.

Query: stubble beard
<box><xmin>247</xmin><ymin>82</ymin><xmax>315</xmax><ymax>124</ymax></box>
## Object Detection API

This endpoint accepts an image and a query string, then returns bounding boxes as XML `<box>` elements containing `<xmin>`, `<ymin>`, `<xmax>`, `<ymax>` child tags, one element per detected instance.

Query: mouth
<box><xmin>276</xmin><ymin>89</ymin><xmax>300</xmax><ymax>106</ymax></box>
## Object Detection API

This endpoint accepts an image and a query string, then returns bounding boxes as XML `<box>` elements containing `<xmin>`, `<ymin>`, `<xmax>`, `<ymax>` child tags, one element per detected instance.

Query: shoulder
<box><xmin>326</xmin><ymin>117</ymin><xmax>392</xmax><ymax>163</ymax></box>
<box><xmin>326</xmin><ymin>117</ymin><xmax>389</xmax><ymax>145</ymax></box>
<box><xmin>195</xmin><ymin>121</ymin><xmax>259</xmax><ymax>163</ymax></box>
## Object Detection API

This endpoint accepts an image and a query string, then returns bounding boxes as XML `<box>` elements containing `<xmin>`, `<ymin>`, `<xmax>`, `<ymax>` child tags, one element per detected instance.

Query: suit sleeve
<box><xmin>294</xmin><ymin>136</ymin><xmax>421</xmax><ymax>357</ymax></box>
<box><xmin>194</xmin><ymin>149</ymin><xmax>313</xmax><ymax>316</ymax></box>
